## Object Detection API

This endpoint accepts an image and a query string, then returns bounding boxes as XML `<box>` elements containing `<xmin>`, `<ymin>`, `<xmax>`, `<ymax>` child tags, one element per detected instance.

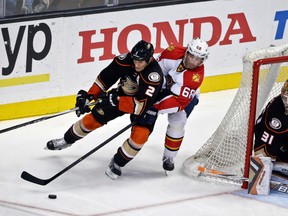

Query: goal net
<box><xmin>183</xmin><ymin>44</ymin><xmax>288</xmax><ymax>186</ymax></box>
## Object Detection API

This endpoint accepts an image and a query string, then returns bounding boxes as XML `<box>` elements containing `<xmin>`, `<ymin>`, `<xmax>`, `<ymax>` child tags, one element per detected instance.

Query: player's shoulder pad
<box><xmin>115</xmin><ymin>53</ymin><xmax>133</xmax><ymax>65</ymax></box>
<box><xmin>117</xmin><ymin>53</ymin><xmax>129</xmax><ymax>60</ymax></box>
<box><xmin>141</xmin><ymin>66</ymin><xmax>163</xmax><ymax>85</ymax></box>
<box><xmin>147</xmin><ymin>71</ymin><xmax>162</xmax><ymax>83</ymax></box>
<box><xmin>159</xmin><ymin>45</ymin><xmax>186</xmax><ymax>60</ymax></box>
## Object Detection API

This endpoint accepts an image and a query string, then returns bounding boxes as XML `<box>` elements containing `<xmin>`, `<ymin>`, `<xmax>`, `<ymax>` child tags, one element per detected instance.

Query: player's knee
<box><xmin>130</xmin><ymin>125</ymin><xmax>150</xmax><ymax>145</ymax></box>
<box><xmin>81</xmin><ymin>113</ymin><xmax>103</xmax><ymax>131</ymax></box>
<box><xmin>168</xmin><ymin>111</ymin><xmax>187</xmax><ymax>128</ymax></box>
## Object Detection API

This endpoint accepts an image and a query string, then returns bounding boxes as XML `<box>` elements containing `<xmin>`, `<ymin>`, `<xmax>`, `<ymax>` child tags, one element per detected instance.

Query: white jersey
<box><xmin>154</xmin><ymin>45</ymin><xmax>204</xmax><ymax>114</ymax></box>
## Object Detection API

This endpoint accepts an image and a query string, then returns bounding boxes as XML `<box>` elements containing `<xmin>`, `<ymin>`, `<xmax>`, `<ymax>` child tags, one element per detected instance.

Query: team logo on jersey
<box><xmin>148</xmin><ymin>72</ymin><xmax>161</xmax><ymax>82</ymax></box>
<box><xmin>280</xmin><ymin>146</ymin><xmax>288</xmax><ymax>152</ymax></box>
<box><xmin>118</xmin><ymin>53</ymin><xmax>128</xmax><ymax>60</ymax></box>
<box><xmin>177</xmin><ymin>63</ymin><xmax>185</xmax><ymax>72</ymax></box>
<box><xmin>96</xmin><ymin>108</ymin><xmax>105</xmax><ymax>115</ymax></box>
<box><xmin>121</xmin><ymin>76</ymin><xmax>139</xmax><ymax>95</ymax></box>
<box><xmin>192</xmin><ymin>73</ymin><xmax>200</xmax><ymax>82</ymax></box>
<box><xmin>167</xmin><ymin>45</ymin><xmax>175</xmax><ymax>51</ymax></box>
<box><xmin>269</xmin><ymin>118</ymin><xmax>281</xmax><ymax>130</ymax></box>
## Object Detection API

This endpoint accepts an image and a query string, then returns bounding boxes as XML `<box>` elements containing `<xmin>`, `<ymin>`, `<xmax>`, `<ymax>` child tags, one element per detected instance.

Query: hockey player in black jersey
<box><xmin>254</xmin><ymin>79</ymin><xmax>288</xmax><ymax>162</ymax></box>
<box><xmin>46</xmin><ymin>40</ymin><xmax>163</xmax><ymax>179</ymax></box>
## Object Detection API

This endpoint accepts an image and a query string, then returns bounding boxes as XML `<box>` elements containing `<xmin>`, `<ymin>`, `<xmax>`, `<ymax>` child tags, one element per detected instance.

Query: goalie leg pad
<box><xmin>272</xmin><ymin>161</ymin><xmax>288</xmax><ymax>180</ymax></box>
<box><xmin>248</xmin><ymin>156</ymin><xmax>273</xmax><ymax>195</ymax></box>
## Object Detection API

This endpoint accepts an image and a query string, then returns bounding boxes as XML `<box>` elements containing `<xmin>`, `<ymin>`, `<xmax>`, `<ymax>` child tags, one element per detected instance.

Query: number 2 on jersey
<box><xmin>145</xmin><ymin>86</ymin><xmax>155</xmax><ymax>97</ymax></box>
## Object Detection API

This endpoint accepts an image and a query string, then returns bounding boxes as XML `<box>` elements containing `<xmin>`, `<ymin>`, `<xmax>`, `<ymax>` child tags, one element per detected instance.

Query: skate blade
<box><xmin>105</xmin><ymin>168</ymin><xmax>119</xmax><ymax>180</ymax></box>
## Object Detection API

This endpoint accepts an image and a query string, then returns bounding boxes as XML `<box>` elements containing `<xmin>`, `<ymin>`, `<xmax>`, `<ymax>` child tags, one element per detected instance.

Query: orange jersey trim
<box><xmin>87</xmin><ymin>83</ymin><xmax>103</xmax><ymax>100</ymax></box>
<box><xmin>118</xmin><ymin>96</ymin><xmax>134</xmax><ymax>113</ymax></box>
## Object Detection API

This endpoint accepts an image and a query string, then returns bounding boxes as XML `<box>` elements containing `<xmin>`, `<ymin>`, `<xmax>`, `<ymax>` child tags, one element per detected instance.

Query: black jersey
<box><xmin>95</xmin><ymin>53</ymin><xmax>163</xmax><ymax>116</ymax></box>
<box><xmin>254</xmin><ymin>95</ymin><xmax>288</xmax><ymax>162</ymax></box>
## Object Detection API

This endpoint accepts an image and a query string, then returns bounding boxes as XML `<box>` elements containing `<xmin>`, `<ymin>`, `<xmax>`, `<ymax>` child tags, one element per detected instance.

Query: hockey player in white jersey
<box><xmin>154</xmin><ymin>38</ymin><xmax>209</xmax><ymax>172</ymax></box>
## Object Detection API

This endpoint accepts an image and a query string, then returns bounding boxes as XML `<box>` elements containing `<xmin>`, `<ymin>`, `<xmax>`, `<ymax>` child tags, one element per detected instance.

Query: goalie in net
<box><xmin>248</xmin><ymin>80</ymin><xmax>288</xmax><ymax>195</ymax></box>
<box><xmin>254</xmin><ymin>79</ymin><xmax>288</xmax><ymax>162</ymax></box>
<box><xmin>183</xmin><ymin>44</ymin><xmax>288</xmax><ymax>185</ymax></box>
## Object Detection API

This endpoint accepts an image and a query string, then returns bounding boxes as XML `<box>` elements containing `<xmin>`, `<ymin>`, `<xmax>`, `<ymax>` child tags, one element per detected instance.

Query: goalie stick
<box><xmin>0</xmin><ymin>102</ymin><xmax>97</xmax><ymax>134</ymax></box>
<box><xmin>270</xmin><ymin>181</ymin><xmax>288</xmax><ymax>195</ymax></box>
<box><xmin>198</xmin><ymin>165</ymin><xmax>247</xmax><ymax>178</ymax></box>
<box><xmin>21</xmin><ymin>122</ymin><xmax>134</xmax><ymax>186</ymax></box>
<box><xmin>195</xmin><ymin>165</ymin><xmax>248</xmax><ymax>185</ymax></box>
<box><xmin>198</xmin><ymin>166</ymin><xmax>288</xmax><ymax>194</ymax></box>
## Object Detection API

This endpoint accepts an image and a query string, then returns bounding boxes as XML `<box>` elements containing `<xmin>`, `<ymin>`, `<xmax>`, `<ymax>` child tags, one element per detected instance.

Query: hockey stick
<box><xmin>198</xmin><ymin>165</ymin><xmax>248</xmax><ymax>181</ymax></box>
<box><xmin>198</xmin><ymin>166</ymin><xmax>240</xmax><ymax>177</ymax></box>
<box><xmin>270</xmin><ymin>180</ymin><xmax>288</xmax><ymax>194</ymax></box>
<box><xmin>199</xmin><ymin>166</ymin><xmax>288</xmax><ymax>191</ymax></box>
<box><xmin>0</xmin><ymin>102</ymin><xmax>97</xmax><ymax>134</ymax></box>
<box><xmin>21</xmin><ymin>122</ymin><xmax>134</xmax><ymax>186</ymax></box>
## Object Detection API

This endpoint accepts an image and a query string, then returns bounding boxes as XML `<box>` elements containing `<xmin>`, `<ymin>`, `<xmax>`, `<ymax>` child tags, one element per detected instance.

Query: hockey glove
<box><xmin>184</xmin><ymin>96</ymin><xmax>199</xmax><ymax>118</ymax></box>
<box><xmin>96</xmin><ymin>89</ymin><xmax>119</xmax><ymax>109</ymax></box>
<box><xmin>75</xmin><ymin>90</ymin><xmax>94</xmax><ymax>117</ymax></box>
<box><xmin>132</xmin><ymin>107</ymin><xmax>158</xmax><ymax>126</ymax></box>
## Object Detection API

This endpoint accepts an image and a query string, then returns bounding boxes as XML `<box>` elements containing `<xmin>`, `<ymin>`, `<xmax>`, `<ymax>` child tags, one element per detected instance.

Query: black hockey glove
<box><xmin>96</xmin><ymin>89</ymin><xmax>119</xmax><ymax>109</ymax></box>
<box><xmin>75</xmin><ymin>90</ymin><xmax>94</xmax><ymax>117</ymax></box>
<box><xmin>132</xmin><ymin>107</ymin><xmax>158</xmax><ymax>126</ymax></box>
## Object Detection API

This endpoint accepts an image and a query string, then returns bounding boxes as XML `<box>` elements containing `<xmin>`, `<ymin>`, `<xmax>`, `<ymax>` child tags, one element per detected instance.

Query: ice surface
<box><xmin>1</xmin><ymin>89</ymin><xmax>287</xmax><ymax>216</ymax></box>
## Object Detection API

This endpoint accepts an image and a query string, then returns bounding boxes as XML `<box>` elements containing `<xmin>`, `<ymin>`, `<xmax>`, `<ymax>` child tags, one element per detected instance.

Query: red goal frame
<box><xmin>243</xmin><ymin>55</ymin><xmax>288</xmax><ymax>189</ymax></box>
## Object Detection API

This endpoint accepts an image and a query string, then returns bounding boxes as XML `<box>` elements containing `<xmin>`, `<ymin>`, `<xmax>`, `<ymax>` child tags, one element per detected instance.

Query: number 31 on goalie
<box><xmin>261</xmin><ymin>131</ymin><xmax>274</xmax><ymax>145</ymax></box>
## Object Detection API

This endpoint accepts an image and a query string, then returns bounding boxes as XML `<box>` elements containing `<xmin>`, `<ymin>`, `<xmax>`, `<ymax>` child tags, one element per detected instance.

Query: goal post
<box><xmin>183</xmin><ymin>44</ymin><xmax>288</xmax><ymax>187</ymax></box>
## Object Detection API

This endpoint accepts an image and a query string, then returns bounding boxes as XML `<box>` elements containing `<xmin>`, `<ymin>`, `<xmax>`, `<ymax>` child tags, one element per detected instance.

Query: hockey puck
<box><xmin>48</xmin><ymin>194</ymin><xmax>57</xmax><ymax>199</ymax></box>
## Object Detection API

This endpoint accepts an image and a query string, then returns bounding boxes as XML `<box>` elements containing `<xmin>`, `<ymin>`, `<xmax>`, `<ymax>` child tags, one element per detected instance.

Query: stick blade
<box><xmin>21</xmin><ymin>171</ymin><xmax>49</xmax><ymax>186</ymax></box>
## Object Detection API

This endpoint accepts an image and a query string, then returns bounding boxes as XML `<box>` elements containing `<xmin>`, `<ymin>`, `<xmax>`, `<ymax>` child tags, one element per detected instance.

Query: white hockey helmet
<box><xmin>281</xmin><ymin>79</ymin><xmax>288</xmax><ymax>115</ymax></box>
<box><xmin>186</xmin><ymin>38</ymin><xmax>209</xmax><ymax>60</ymax></box>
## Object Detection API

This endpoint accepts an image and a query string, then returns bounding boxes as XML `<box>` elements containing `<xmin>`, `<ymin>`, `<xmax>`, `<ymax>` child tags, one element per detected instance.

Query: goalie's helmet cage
<box><xmin>131</xmin><ymin>40</ymin><xmax>154</xmax><ymax>62</ymax></box>
<box><xmin>281</xmin><ymin>79</ymin><xmax>288</xmax><ymax>115</ymax></box>
<box><xmin>186</xmin><ymin>38</ymin><xmax>209</xmax><ymax>60</ymax></box>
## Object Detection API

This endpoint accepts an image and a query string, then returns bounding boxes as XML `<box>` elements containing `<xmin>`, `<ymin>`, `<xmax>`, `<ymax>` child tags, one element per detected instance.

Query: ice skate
<box><xmin>46</xmin><ymin>138</ymin><xmax>71</xmax><ymax>150</ymax></box>
<box><xmin>105</xmin><ymin>158</ymin><xmax>122</xmax><ymax>180</ymax></box>
<box><xmin>163</xmin><ymin>156</ymin><xmax>174</xmax><ymax>175</ymax></box>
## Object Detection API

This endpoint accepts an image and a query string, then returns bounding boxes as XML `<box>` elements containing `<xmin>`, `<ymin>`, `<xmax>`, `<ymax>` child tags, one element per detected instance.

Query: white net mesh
<box><xmin>183</xmin><ymin>44</ymin><xmax>288</xmax><ymax>185</ymax></box>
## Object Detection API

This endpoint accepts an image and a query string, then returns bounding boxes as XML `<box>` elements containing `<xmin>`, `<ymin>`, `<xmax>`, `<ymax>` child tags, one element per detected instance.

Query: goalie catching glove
<box><xmin>75</xmin><ymin>90</ymin><xmax>94</xmax><ymax>117</ymax></box>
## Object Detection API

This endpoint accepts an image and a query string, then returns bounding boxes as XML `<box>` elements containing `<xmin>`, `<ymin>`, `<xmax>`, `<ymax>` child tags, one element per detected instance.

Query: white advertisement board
<box><xmin>0</xmin><ymin>0</ymin><xmax>288</xmax><ymax>110</ymax></box>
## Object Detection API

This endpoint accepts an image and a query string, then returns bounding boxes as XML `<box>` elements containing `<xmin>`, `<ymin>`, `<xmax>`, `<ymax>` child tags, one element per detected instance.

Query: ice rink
<box><xmin>1</xmin><ymin>89</ymin><xmax>288</xmax><ymax>216</ymax></box>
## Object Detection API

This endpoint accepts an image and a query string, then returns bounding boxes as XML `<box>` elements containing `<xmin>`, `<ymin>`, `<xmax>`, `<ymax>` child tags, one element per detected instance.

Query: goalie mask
<box><xmin>281</xmin><ymin>79</ymin><xmax>288</xmax><ymax>115</ymax></box>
